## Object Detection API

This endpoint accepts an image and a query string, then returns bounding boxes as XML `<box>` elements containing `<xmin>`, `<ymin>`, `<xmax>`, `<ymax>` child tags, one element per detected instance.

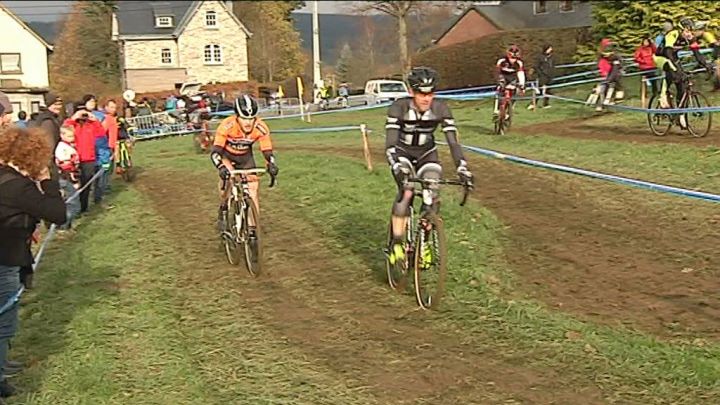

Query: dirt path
<box><xmin>516</xmin><ymin>115</ymin><xmax>720</xmax><ymax>146</ymax></box>
<box><xmin>290</xmin><ymin>144</ymin><xmax>720</xmax><ymax>340</ymax></box>
<box><xmin>135</xmin><ymin>169</ymin><xmax>604</xmax><ymax>404</ymax></box>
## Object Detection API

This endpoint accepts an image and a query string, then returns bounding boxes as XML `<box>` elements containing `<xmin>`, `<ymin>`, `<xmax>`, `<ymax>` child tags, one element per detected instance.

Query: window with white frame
<box><xmin>559</xmin><ymin>1</ymin><xmax>574</xmax><ymax>12</ymax></box>
<box><xmin>161</xmin><ymin>48</ymin><xmax>172</xmax><ymax>64</ymax></box>
<box><xmin>533</xmin><ymin>1</ymin><xmax>547</xmax><ymax>14</ymax></box>
<box><xmin>204</xmin><ymin>44</ymin><xmax>222</xmax><ymax>64</ymax></box>
<box><xmin>155</xmin><ymin>16</ymin><xmax>174</xmax><ymax>28</ymax></box>
<box><xmin>0</xmin><ymin>53</ymin><xmax>22</xmax><ymax>73</ymax></box>
<box><xmin>205</xmin><ymin>10</ymin><xmax>218</xmax><ymax>27</ymax></box>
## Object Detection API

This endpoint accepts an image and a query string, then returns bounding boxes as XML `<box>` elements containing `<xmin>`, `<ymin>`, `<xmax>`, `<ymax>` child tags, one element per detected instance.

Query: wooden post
<box><xmin>531</xmin><ymin>80</ymin><xmax>537</xmax><ymax>111</ymax></box>
<box><xmin>641</xmin><ymin>76</ymin><xmax>647</xmax><ymax>109</ymax></box>
<box><xmin>306</xmin><ymin>103</ymin><xmax>312</xmax><ymax>123</ymax></box>
<box><xmin>360</xmin><ymin>124</ymin><xmax>372</xmax><ymax>171</ymax></box>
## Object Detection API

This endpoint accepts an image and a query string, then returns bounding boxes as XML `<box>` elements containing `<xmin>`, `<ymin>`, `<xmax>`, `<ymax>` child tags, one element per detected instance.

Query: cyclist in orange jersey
<box><xmin>210</xmin><ymin>95</ymin><xmax>278</xmax><ymax>231</ymax></box>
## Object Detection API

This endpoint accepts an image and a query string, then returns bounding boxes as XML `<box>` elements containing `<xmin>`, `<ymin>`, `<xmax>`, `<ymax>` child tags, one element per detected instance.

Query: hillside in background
<box><xmin>27</xmin><ymin>20</ymin><xmax>59</xmax><ymax>44</ymax></box>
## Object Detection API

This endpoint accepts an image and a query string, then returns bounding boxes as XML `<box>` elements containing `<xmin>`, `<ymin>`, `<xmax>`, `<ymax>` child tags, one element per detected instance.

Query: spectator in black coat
<box><xmin>0</xmin><ymin>126</ymin><xmax>66</xmax><ymax>397</ymax></box>
<box><xmin>533</xmin><ymin>44</ymin><xmax>555</xmax><ymax>109</ymax></box>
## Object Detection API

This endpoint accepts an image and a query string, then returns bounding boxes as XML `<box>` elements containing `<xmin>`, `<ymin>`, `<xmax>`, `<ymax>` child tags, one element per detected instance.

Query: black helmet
<box><xmin>679</xmin><ymin>16</ymin><xmax>694</xmax><ymax>30</ymax></box>
<box><xmin>407</xmin><ymin>67</ymin><xmax>439</xmax><ymax>93</ymax></box>
<box><xmin>233</xmin><ymin>94</ymin><xmax>259</xmax><ymax>119</ymax></box>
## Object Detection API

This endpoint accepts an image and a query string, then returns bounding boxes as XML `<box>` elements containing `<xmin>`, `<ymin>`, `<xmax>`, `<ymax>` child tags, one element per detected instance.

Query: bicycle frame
<box><xmin>223</xmin><ymin>169</ymin><xmax>267</xmax><ymax>242</ymax></box>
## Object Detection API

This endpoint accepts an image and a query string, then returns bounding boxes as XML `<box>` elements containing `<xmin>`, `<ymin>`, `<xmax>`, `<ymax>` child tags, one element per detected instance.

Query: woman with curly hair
<box><xmin>0</xmin><ymin>126</ymin><xmax>66</xmax><ymax>397</ymax></box>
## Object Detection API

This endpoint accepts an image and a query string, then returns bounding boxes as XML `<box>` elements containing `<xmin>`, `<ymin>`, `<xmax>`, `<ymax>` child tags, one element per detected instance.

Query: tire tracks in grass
<box><xmin>135</xmin><ymin>167</ymin><xmax>604</xmax><ymax>405</ymax></box>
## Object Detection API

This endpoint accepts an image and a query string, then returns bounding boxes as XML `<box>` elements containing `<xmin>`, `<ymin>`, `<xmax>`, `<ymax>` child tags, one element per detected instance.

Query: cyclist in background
<box><xmin>211</xmin><ymin>95</ymin><xmax>279</xmax><ymax>232</ymax></box>
<box><xmin>691</xmin><ymin>20</ymin><xmax>720</xmax><ymax>91</ymax></box>
<box><xmin>494</xmin><ymin>45</ymin><xmax>526</xmax><ymax>118</ymax></box>
<box><xmin>655</xmin><ymin>17</ymin><xmax>714</xmax><ymax>108</ymax></box>
<box><xmin>385</xmin><ymin>67</ymin><xmax>473</xmax><ymax>265</ymax></box>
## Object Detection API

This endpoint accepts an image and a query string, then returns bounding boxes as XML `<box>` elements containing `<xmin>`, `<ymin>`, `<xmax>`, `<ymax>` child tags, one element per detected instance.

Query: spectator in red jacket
<box><xmin>634</xmin><ymin>38</ymin><xmax>658</xmax><ymax>97</ymax></box>
<box><xmin>64</xmin><ymin>105</ymin><xmax>104</xmax><ymax>213</ymax></box>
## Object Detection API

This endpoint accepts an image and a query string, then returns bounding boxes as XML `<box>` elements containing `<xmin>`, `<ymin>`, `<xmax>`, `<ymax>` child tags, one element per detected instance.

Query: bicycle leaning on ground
<box><xmin>384</xmin><ymin>170</ymin><xmax>472</xmax><ymax>310</ymax></box>
<box><xmin>647</xmin><ymin>71</ymin><xmax>713</xmax><ymax>137</ymax></box>
<box><xmin>220</xmin><ymin>168</ymin><xmax>276</xmax><ymax>276</ymax></box>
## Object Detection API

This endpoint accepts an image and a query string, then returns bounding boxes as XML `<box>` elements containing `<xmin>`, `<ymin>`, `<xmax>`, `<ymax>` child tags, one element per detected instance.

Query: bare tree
<box><xmin>354</xmin><ymin>1</ymin><xmax>429</xmax><ymax>76</ymax></box>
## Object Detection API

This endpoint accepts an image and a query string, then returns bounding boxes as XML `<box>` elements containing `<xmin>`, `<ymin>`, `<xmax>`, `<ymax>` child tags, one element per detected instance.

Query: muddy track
<box><xmin>135</xmin><ymin>169</ymin><xmax>604</xmax><ymax>404</ymax></box>
<box><xmin>290</xmin><ymin>144</ymin><xmax>720</xmax><ymax>340</ymax></box>
<box><xmin>516</xmin><ymin>115</ymin><xmax>720</xmax><ymax>146</ymax></box>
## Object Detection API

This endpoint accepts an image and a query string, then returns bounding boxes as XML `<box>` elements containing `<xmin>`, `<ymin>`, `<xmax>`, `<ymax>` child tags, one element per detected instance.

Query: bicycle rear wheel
<box><xmin>686</xmin><ymin>92</ymin><xmax>712</xmax><ymax>138</ymax></box>
<box><xmin>223</xmin><ymin>198</ymin><xmax>243</xmax><ymax>266</ymax></box>
<box><xmin>647</xmin><ymin>95</ymin><xmax>672</xmax><ymax>136</ymax></box>
<box><xmin>413</xmin><ymin>214</ymin><xmax>448</xmax><ymax>310</ymax></box>
<box><xmin>243</xmin><ymin>198</ymin><xmax>263</xmax><ymax>277</ymax></box>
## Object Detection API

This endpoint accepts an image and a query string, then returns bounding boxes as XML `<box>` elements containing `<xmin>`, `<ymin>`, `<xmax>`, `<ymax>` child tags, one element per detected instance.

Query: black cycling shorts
<box><xmin>220</xmin><ymin>150</ymin><xmax>256</xmax><ymax>169</ymax></box>
<box><xmin>393</xmin><ymin>146</ymin><xmax>442</xmax><ymax>185</ymax></box>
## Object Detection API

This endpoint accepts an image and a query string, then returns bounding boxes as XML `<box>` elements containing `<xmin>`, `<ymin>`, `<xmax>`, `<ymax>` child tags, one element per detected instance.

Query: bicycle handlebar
<box><xmin>222</xmin><ymin>168</ymin><xmax>277</xmax><ymax>190</ymax></box>
<box><xmin>406</xmin><ymin>177</ymin><xmax>473</xmax><ymax>207</ymax></box>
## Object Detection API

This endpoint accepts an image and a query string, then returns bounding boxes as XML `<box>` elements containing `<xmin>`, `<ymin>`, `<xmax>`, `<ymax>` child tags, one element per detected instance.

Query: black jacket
<box><xmin>535</xmin><ymin>53</ymin><xmax>555</xmax><ymax>82</ymax></box>
<box><xmin>31</xmin><ymin>109</ymin><xmax>61</xmax><ymax>148</ymax></box>
<box><xmin>0</xmin><ymin>166</ymin><xmax>66</xmax><ymax>266</ymax></box>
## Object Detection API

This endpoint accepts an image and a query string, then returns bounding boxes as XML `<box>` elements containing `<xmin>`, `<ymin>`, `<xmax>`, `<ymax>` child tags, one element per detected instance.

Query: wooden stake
<box><xmin>641</xmin><ymin>76</ymin><xmax>647</xmax><ymax>109</ymax></box>
<box><xmin>360</xmin><ymin>124</ymin><xmax>372</xmax><ymax>171</ymax></box>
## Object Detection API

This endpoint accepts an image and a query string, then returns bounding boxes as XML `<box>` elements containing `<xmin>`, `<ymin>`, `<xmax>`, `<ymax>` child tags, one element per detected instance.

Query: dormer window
<box><xmin>205</xmin><ymin>11</ymin><xmax>218</xmax><ymax>28</ymax></box>
<box><xmin>155</xmin><ymin>15</ymin><xmax>174</xmax><ymax>28</ymax></box>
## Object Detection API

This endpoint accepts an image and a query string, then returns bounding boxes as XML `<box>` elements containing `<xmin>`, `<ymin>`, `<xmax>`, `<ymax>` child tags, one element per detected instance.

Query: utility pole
<box><xmin>312</xmin><ymin>0</ymin><xmax>322</xmax><ymax>103</ymax></box>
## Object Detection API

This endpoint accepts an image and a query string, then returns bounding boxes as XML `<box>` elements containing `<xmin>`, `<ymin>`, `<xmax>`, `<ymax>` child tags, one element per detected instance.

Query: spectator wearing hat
<box><xmin>532</xmin><ymin>44</ymin><xmax>555</xmax><ymax>109</ymax></box>
<box><xmin>31</xmin><ymin>93</ymin><xmax>64</xmax><ymax>182</ymax></box>
<box><xmin>0</xmin><ymin>126</ymin><xmax>66</xmax><ymax>398</ymax></box>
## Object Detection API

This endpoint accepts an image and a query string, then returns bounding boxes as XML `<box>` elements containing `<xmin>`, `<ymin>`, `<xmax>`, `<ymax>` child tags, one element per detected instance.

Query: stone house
<box><xmin>435</xmin><ymin>1</ymin><xmax>591</xmax><ymax>48</ymax></box>
<box><xmin>112</xmin><ymin>0</ymin><xmax>251</xmax><ymax>92</ymax></box>
<box><xmin>0</xmin><ymin>3</ymin><xmax>53</xmax><ymax>120</ymax></box>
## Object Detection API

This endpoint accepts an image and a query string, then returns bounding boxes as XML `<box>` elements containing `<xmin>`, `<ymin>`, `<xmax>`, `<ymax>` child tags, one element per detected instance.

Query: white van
<box><xmin>363</xmin><ymin>80</ymin><xmax>410</xmax><ymax>105</ymax></box>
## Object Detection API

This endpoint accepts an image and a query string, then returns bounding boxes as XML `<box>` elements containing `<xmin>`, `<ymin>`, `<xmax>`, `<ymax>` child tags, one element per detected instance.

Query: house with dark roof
<box><xmin>0</xmin><ymin>3</ymin><xmax>53</xmax><ymax>120</ymax></box>
<box><xmin>112</xmin><ymin>0</ymin><xmax>251</xmax><ymax>92</ymax></box>
<box><xmin>435</xmin><ymin>1</ymin><xmax>591</xmax><ymax>48</ymax></box>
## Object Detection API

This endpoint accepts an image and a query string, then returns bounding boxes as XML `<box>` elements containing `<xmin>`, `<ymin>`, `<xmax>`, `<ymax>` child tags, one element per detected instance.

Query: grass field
<box><xmin>9</xmin><ymin>89</ymin><xmax>720</xmax><ymax>404</ymax></box>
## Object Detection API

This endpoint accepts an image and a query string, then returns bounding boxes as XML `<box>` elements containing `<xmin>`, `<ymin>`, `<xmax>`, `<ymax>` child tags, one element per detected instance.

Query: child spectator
<box><xmin>634</xmin><ymin>38</ymin><xmax>658</xmax><ymax>97</ymax></box>
<box><xmin>54</xmin><ymin>125</ymin><xmax>81</xmax><ymax>229</ymax></box>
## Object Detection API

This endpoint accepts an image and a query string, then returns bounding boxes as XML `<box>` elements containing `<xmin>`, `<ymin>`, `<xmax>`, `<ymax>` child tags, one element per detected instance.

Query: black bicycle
<box><xmin>493</xmin><ymin>82</ymin><xmax>522</xmax><ymax>135</ymax></box>
<box><xmin>647</xmin><ymin>72</ymin><xmax>712</xmax><ymax>137</ymax></box>
<box><xmin>385</xmin><ymin>175</ymin><xmax>472</xmax><ymax>310</ymax></box>
<box><xmin>220</xmin><ymin>169</ymin><xmax>276</xmax><ymax>276</ymax></box>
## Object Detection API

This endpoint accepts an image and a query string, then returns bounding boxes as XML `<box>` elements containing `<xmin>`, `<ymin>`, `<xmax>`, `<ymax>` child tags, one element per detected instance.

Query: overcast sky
<box><xmin>2</xmin><ymin>0</ymin><xmax>364</xmax><ymax>22</ymax></box>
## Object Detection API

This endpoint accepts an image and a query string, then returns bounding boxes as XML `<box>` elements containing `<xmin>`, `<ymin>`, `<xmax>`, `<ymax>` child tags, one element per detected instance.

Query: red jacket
<box><xmin>102</xmin><ymin>114</ymin><xmax>119</xmax><ymax>150</ymax></box>
<box><xmin>598</xmin><ymin>57</ymin><xmax>612</xmax><ymax>78</ymax></box>
<box><xmin>634</xmin><ymin>44</ymin><xmax>656</xmax><ymax>70</ymax></box>
<box><xmin>64</xmin><ymin>118</ymin><xmax>105</xmax><ymax>163</ymax></box>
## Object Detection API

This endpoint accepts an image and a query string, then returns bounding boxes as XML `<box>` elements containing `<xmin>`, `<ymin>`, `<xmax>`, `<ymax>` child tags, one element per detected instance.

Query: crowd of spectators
<box><xmin>0</xmin><ymin>89</ymin><xmax>121</xmax><ymax>401</ymax></box>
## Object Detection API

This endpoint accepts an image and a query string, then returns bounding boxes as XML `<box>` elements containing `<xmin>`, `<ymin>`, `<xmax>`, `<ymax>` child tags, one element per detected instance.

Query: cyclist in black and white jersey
<box><xmin>385</xmin><ymin>67</ymin><xmax>473</xmax><ymax>265</ymax></box>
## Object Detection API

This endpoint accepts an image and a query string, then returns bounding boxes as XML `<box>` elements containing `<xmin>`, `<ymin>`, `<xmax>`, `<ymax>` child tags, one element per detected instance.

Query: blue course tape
<box><xmin>547</xmin><ymin>93</ymin><xmax>720</xmax><ymax>114</ymax></box>
<box><xmin>210</xmin><ymin>102</ymin><xmax>390</xmax><ymax>120</ymax></box>
<box><xmin>274</xmin><ymin>125</ymin><xmax>361</xmax><ymax>133</ymax></box>
<box><xmin>459</xmin><ymin>144</ymin><xmax>720</xmax><ymax>203</ymax></box>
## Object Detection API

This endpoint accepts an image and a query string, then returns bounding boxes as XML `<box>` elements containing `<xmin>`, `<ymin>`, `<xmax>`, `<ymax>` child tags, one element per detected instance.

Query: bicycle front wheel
<box><xmin>413</xmin><ymin>214</ymin><xmax>448</xmax><ymax>310</ymax></box>
<box><xmin>647</xmin><ymin>95</ymin><xmax>672</xmax><ymax>136</ymax></box>
<box><xmin>223</xmin><ymin>198</ymin><xmax>243</xmax><ymax>266</ymax></box>
<box><xmin>243</xmin><ymin>198</ymin><xmax>263</xmax><ymax>277</ymax></box>
<box><xmin>687</xmin><ymin>92</ymin><xmax>712</xmax><ymax>138</ymax></box>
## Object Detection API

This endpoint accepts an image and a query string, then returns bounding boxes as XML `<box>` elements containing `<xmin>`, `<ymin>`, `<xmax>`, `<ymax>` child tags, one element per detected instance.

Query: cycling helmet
<box><xmin>694</xmin><ymin>20</ymin><xmax>708</xmax><ymax>30</ymax></box>
<box><xmin>506</xmin><ymin>44</ymin><xmax>521</xmax><ymax>59</ymax></box>
<box><xmin>679</xmin><ymin>16</ymin><xmax>694</xmax><ymax>30</ymax></box>
<box><xmin>233</xmin><ymin>94</ymin><xmax>259</xmax><ymax>119</ymax></box>
<box><xmin>407</xmin><ymin>67</ymin><xmax>439</xmax><ymax>94</ymax></box>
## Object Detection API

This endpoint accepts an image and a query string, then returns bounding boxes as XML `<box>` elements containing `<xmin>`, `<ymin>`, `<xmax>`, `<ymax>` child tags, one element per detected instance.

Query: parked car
<box><xmin>362</xmin><ymin>80</ymin><xmax>410</xmax><ymax>105</ymax></box>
